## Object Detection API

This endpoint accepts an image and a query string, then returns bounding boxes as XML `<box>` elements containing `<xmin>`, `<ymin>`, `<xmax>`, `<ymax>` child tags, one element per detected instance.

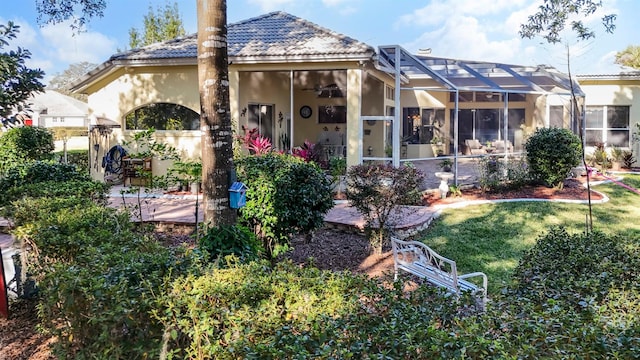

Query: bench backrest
<box><xmin>391</xmin><ymin>237</ymin><xmax>459</xmax><ymax>292</ymax></box>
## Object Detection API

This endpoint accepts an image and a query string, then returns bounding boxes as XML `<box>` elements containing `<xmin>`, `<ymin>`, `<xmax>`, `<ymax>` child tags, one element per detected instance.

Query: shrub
<box><xmin>346</xmin><ymin>163</ymin><xmax>425</xmax><ymax>254</ymax></box>
<box><xmin>477</xmin><ymin>155</ymin><xmax>529</xmax><ymax>192</ymax></box>
<box><xmin>525</xmin><ymin>127</ymin><xmax>582</xmax><ymax>188</ymax></box>
<box><xmin>12</xmin><ymin>191</ymin><xmax>203</xmax><ymax>359</ymax></box>
<box><xmin>155</xmin><ymin>260</ymin><xmax>480</xmax><ymax>359</ymax></box>
<box><xmin>198</xmin><ymin>223</ymin><xmax>262</xmax><ymax>263</ymax></box>
<box><xmin>55</xmin><ymin>149</ymin><xmax>89</xmax><ymax>173</ymax></box>
<box><xmin>0</xmin><ymin>126</ymin><xmax>54</xmax><ymax>174</ymax></box>
<box><xmin>235</xmin><ymin>152</ymin><xmax>334</xmax><ymax>259</ymax></box>
<box><xmin>37</xmin><ymin>241</ymin><xmax>185</xmax><ymax>359</ymax></box>
<box><xmin>491</xmin><ymin>227</ymin><xmax>640</xmax><ymax>358</ymax></box>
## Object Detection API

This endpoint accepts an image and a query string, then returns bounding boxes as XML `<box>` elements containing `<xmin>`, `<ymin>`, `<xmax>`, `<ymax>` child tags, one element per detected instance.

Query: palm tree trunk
<box><xmin>197</xmin><ymin>0</ymin><xmax>237</xmax><ymax>226</ymax></box>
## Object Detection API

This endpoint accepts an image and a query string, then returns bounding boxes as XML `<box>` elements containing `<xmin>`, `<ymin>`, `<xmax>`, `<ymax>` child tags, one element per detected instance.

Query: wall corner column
<box><xmin>346</xmin><ymin>68</ymin><xmax>362</xmax><ymax>167</ymax></box>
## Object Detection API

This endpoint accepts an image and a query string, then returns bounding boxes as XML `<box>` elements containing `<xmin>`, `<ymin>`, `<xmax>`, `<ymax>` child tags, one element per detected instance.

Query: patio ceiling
<box><xmin>378</xmin><ymin>45</ymin><xmax>584</xmax><ymax>97</ymax></box>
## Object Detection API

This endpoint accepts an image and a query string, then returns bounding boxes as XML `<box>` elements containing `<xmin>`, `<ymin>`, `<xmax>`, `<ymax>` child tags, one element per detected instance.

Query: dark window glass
<box><xmin>125</xmin><ymin>103</ymin><xmax>199</xmax><ymax>130</ymax></box>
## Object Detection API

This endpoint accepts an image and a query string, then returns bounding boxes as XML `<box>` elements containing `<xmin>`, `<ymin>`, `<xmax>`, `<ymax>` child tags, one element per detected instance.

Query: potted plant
<box><xmin>438</xmin><ymin>158</ymin><xmax>453</xmax><ymax>172</ymax></box>
<box><xmin>328</xmin><ymin>156</ymin><xmax>347</xmax><ymax>199</ymax></box>
<box><xmin>169</xmin><ymin>159</ymin><xmax>202</xmax><ymax>194</ymax></box>
<box><xmin>610</xmin><ymin>145</ymin><xmax>623</xmax><ymax>171</ymax></box>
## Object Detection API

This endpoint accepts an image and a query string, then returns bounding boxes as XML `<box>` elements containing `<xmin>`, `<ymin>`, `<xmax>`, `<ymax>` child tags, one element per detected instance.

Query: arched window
<box><xmin>124</xmin><ymin>103</ymin><xmax>199</xmax><ymax>130</ymax></box>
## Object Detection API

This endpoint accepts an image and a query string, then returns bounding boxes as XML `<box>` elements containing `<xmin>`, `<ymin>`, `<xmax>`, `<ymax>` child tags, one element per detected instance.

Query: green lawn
<box><xmin>418</xmin><ymin>174</ymin><xmax>640</xmax><ymax>294</ymax></box>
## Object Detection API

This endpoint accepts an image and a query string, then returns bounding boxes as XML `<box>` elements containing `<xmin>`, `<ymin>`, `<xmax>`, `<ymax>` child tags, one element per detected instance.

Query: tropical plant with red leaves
<box><xmin>237</xmin><ymin>125</ymin><xmax>259</xmax><ymax>151</ymax></box>
<box><xmin>248</xmin><ymin>136</ymin><xmax>273</xmax><ymax>155</ymax></box>
<box><xmin>292</xmin><ymin>140</ymin><xmax>321</xmax><ymax>163</ymax></box>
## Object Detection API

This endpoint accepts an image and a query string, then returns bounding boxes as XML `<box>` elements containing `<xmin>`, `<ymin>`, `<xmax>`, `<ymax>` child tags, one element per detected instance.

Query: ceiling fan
<box><xmin>302</xmin><ymin>83</ymin><xmax>344</xmax><ymax>97</ymax></box>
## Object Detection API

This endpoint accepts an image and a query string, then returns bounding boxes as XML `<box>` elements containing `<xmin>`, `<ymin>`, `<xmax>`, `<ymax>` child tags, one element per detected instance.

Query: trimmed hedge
<box><xmin>525</xmin><ymin>127</ymin><xmax>582</xmax><ymax>187</ymax></box>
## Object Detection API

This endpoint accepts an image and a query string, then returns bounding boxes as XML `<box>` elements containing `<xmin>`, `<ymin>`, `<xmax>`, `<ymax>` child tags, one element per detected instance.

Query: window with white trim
<box><xmin>585</xmin><ymin>105</ymin><xmax>630</xmax><ymax>147</ymax></box>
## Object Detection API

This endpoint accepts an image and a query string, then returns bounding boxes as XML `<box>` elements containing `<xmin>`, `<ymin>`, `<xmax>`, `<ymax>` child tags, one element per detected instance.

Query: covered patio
<box><xmin>360</xmin><ymin>45</ymin><xmax>584</xmax><ymax>186</ymax></box>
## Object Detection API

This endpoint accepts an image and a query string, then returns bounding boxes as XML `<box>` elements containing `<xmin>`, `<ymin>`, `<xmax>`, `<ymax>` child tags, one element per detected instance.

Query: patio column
<box><xmin>346</xmin><ymin>68</ymin><xmax>362</xmax><ymax>168</ymax></box>
<box><xmin>228</xmin><ymin>69</ymin><xmax>240</xmax><ymax>134</ymax></box>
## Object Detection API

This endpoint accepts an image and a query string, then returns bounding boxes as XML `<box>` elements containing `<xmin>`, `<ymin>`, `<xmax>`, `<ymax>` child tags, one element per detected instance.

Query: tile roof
<box><xmin>29</xmin><ymin>90</ymin><xmax>88</xmax><ymax>116</ymax></box>
<box><xmin>110</xmin><ymin>11</ymin><xmax>374</xmax><ymax>62</ymax></box>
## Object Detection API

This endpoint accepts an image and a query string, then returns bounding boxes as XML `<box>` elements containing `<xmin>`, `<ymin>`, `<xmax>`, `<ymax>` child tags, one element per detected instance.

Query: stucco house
<box><xmin>71</xmin><ymin>11</ymin><xmax>638</xmax><ymax>183</ymax></box>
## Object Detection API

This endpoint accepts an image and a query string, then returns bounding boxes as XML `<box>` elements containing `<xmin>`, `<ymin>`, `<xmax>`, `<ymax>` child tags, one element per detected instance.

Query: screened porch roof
<box><xmin>378</xmin><ymin>45</ymin><xmax>584</xmax><ymax>97</ymax></box>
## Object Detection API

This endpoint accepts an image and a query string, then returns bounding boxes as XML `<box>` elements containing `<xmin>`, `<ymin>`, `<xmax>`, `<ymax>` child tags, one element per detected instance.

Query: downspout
<box><xmin>503</xmin><ymin>92</ymin><xmax>509</xmax><ymax>159</ymax></box>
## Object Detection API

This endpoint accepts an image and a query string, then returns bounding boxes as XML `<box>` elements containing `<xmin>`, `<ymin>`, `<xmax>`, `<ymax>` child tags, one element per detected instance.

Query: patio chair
<box><xmin>465</xmin><ymin>139</ymin><xmax>486</xmax><ymax>155</ymax></box>
<box><xmin>492</xmin><ymin>140</ymin><xmax>513</xmax><ymax>153</ymax></box>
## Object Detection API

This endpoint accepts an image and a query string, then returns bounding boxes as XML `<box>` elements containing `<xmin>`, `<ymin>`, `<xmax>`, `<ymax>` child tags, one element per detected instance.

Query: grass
<box><xmin>417</xmin><ymin>174</ymin><xmax>640</xmax><ymax>294</ymax></box>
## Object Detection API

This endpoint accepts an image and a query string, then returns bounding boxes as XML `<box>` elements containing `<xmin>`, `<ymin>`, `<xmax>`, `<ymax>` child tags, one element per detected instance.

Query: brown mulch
<box><xmin>0</xmin><ymin>176</ymin><xmax>607</xmax><ymax>359</ymax></box>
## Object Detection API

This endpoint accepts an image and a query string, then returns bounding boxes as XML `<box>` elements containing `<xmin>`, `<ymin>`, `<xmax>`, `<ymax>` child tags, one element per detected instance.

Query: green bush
<box><xmin>345</xmin><ymin>163</ymin><xmax>424</xmax><ymax>253</ymax></box>
<box><xmin>37</xmin><ymin>242</ymin><xmax>186</xmax><ymax>359</ymax></box>
<box><xmin>155</xmin><ymin>260</ymin><xmax>480</xmax><ymax>359</ymax></box>
<box><xmin>11</xmin><ymin>191</ymin><xmax>204</xmax><ymax>359</ymax></box>
<box><xmin>0</xmin><ymin>126</ymin><xmax>54</xmax><ymax>174</ymax></box>
<box><xmin>489</xmin><ymin>227</ymin><xmax>640</xmax><ymax>358</ymax></box>
<box><xmin>477</xmin><ymin>155</ymin><xmax>530</xmax><ymax>192</ymax></box>
<box><xmin>198</xmin><ymin>223</ymin><xmax>263</xmax><ymax>263</ymax></box>
<box><xmin>55</xmin><ymin>149</ymin><xmax>89</xmax><ymax>173</ymax></box>
<box><xmin>525</xmin><ymin>127</ymin><xmax>582</xmax><ymax>187</ymax></box>
<box><xmin>235</xmin><ymin>152</ymin><xmax>334</xmax><ymax>259</ymax></box>
<box><xmin>0</xmin><ymin>179</ymin><xmax>108</xmax><ymax>214</ymax></box>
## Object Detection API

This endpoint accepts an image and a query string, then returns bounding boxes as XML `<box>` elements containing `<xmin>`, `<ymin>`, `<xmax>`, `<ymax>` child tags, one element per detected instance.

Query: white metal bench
<box><xmin>391</xmin><ymin>237</ymin><xmax>487</xmax><ymax>308</ymax></box>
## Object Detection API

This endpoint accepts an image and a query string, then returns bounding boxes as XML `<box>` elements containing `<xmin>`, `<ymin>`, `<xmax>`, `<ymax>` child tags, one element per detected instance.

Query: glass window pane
<box><xmin>125</xmin><ymin>103</ymin><xmax>200</xmax><ymax>130</ymax></box>
<box><xmin>476</xmin><ymin>92</ymin><xmax>501</xmax><ymax>102</ymax></box>
<box><xmin>585</xmin><ymin>107</ymin><xmax>603</xmax><ymax>128</ymax></box>
<box><xmin>508</xmin><ymin>93</ymin><xmax>526</xmax><ymax>102</ymax></box>
<box><xmin>449</xmin><ymin>91</ymin><xmax>473</xmax><ymax>102</ymax></box>
<box><xmin>549</xmin><ymin>105</ymin><xmax>564</xmax><ymax>128</ymax></box>
<box><xmin>607</xmin><ymin>106</ymin><xmax>629</xmax><ymax>128</ymax></box>
<box><xmin>585</xmin><ymin>130</ymin><xmax>602</xmax><ymax>146</ymax></box>
<box><xmin>607</xmin><ymin>130</ymin><xmax>629</xmax><ymax>147</ymax></box>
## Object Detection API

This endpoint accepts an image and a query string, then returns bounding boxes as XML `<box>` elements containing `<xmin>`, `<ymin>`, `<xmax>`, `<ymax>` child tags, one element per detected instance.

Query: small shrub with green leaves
<box><xmin>525</xmin><ymin>127</ymin><xmax>582</xmax><ymax>188</ymax></box>
<box><xmin>488</xmin><ymin>227</ymin><xmax>640</xmax><ymax>358</ymax></box>
<box><xmin>55</xmin><ymin>149</ymin><xmax>89</xmax><ymax>173</ymax></box>
<box><xmin>155</xmin><ymin>260</ymin><xmax>480</xmax><ymax>359</ymax></box>
<box><xmin>477</xmin><ymin>155</ymin><xmax>529</xmax><ymax>192</ymax></box>
<box><xmin>236</xmin><ymin>152</ymin><xmax>334</xmax><ymax>259</ymax></box>
<box><xmin>0</xmin><ymin>126</ymin><xmax>54</xmax><ymax>174</ymax></box>
<box><xmin>346</xmin><ymin>163</ymin><xmax>425</xmax><ymax>254</ymax></box>
<box><xmin>622</xmin><ymin>150</ymin><xmax>636</xmax><ymax>168</ymax></box>
<box><xmin>198</xmin><ymin>223</ymin><xmax>262</xmax><ymax>263</ymax></box>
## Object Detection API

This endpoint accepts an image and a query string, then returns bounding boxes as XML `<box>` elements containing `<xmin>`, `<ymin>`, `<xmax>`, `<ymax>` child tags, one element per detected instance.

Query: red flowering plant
<box><xmin>248</xmin><ymin>136</ymin><xmax>273</xmax><ymax>155</ymax></box>
<box><xmin>292</xmin><ymin>140</ymin><xmax>323</xmax><ymax>165</ymax></box>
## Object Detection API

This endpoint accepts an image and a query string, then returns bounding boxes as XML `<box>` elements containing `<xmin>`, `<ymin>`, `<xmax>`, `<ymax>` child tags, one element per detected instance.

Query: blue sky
<box><xmin>2</xmin><ymin>0</ymin><xmax>638</xmax><ymax>84</ymax></box>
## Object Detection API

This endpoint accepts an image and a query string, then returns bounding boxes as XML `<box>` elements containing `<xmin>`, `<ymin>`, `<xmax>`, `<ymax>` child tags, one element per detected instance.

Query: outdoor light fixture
<box><xmin>367</xmin><ymin>146</ymin><xmax>373</xmax><ymax>156</ymax></box>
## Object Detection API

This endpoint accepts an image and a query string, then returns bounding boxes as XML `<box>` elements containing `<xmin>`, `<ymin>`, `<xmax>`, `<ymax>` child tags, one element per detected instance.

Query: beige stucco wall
<box><xmin>87</xmin><ymin>65</ymin><xmax>202</xmax><ymax>180</ymax></box>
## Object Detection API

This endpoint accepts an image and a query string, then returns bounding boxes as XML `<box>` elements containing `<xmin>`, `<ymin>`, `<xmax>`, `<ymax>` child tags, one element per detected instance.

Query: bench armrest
<box><xmin>458</xmin><ymin>272</ymin><xmax>487</xmax><ymax>292</ymax></box>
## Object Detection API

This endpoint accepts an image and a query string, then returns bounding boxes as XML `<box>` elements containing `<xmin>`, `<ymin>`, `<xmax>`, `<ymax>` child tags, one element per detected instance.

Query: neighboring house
<box><xmin>71</xmin><ymin>11</ymin><xmax>633</xmax><ymax>183</ymax></box>
<box><xmin>576</xmin><ymin>73</ymin><xmax>640</xmax><ymax>157</ymax></box>
<box><xmin>28</xmin><ymin>90</ymin><xmax>89</xmax><ymax>129</ymax></box>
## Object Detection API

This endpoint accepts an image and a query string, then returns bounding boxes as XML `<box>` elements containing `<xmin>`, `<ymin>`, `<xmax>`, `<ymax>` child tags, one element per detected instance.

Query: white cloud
<box><xmin>396</xmin><ymin>0</ymin><xmax>529</xmax><ymax>28</ymax></box>
<box><xmin>404</xmin><ymin>15</ymin><xmax>523</xmax><ymax>65</ymax></box>
<box><xmin>40</xmin><ymin>21</ymin><xmax>117</xmax><ymax>65</ymax></box>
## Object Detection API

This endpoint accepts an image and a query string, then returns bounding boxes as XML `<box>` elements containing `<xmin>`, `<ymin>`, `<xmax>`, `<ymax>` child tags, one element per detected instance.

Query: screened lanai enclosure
<box><xmin>360</xmin><ymin>45</ymin><xmax>584</xmax><ymax>185</ymax></box>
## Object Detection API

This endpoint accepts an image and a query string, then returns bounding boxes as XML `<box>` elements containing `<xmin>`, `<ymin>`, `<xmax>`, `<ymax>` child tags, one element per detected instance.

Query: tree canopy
<box><xmin>47</xmin><ymin>61</ymin><xmax>97</xmax><ymax>101</ymax></box>
<box><xmin>129</xmin><ymin>2</ymin><xmax>186</xmax><ymax>49</ymax></box>
<box><xmin>519</xmin><ymin>0</ymin><xmax>616</xmax><ymax>44</ymax></box>
<box><xmin>0</xmin><ymin>21</ymin><xmax>45</xmax><ymax>118</ymax></box>
<box><xmin>615</xmin><ymin>45</ymin><xmax>640</xmax><ymax>70</ymax></box>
